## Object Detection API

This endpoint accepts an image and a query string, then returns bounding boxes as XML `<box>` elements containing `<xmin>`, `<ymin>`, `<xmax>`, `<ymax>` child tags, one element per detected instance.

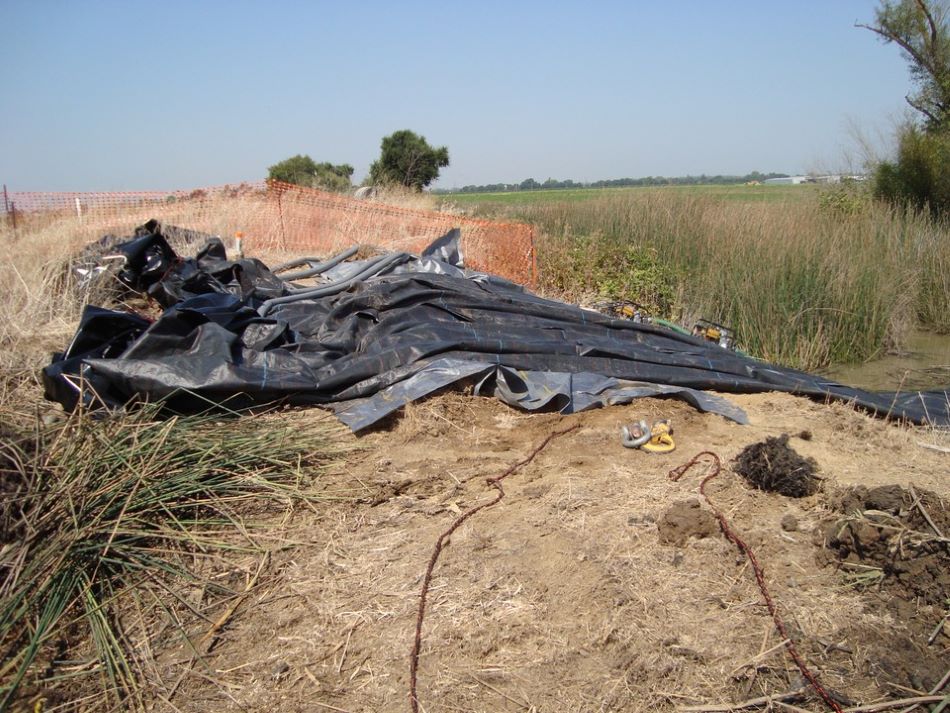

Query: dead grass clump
<box><xmin>367</xmin><ymin>184</ymin><xmax>440</xmax><ymax>212</ymax></box>
<box><xmin>0</xmin><ymin>403</ymin><xmax>351</xmax><ymax>710</ymax></box>
<box><xmin>734</xmin><ymin>434</ymin><xmax>819</xmax><ymax>497</ymax></box>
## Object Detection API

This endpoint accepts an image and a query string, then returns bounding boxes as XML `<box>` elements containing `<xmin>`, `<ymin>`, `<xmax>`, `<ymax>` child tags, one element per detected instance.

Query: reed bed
<box><xmin>471</xmin><ymin>188</ymin><xmax>950</xmax><ymax>370</ymax></box>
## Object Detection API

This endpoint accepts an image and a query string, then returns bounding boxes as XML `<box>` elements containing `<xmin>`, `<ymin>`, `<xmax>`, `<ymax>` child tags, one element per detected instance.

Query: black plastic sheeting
<box><xmin>43</xmin><ymin>223</ymin><xmax>950</xmax><ymax>431</ymax></box>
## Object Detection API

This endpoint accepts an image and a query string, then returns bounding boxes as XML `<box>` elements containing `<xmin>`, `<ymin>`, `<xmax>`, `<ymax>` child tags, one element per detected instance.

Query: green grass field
<box><xmin>441</xmin><ymin>183</ymin><xmax>817</xmax><ymax>208</ymax></box>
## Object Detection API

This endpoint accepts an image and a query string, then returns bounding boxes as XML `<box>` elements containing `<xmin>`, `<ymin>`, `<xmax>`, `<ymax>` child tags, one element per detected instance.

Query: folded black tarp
<box><xmin>43</xmin><ymin>223</ymin><xmax>950</xmax><ymax>431</ymax></box>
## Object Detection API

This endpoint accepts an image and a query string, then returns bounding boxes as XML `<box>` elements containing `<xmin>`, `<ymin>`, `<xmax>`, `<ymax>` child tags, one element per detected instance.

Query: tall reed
<box><xmin>485</xmin><ymin>189</ymin><xmax>945</xmax><ymax>371</ymax></box>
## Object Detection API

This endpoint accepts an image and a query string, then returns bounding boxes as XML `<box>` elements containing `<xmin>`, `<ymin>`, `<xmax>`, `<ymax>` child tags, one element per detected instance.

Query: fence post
<box><xmin>276</xmin><ymin>189</ymin><xmax>287</xmax><ymax>251</ymax></box>
<box><xmin>75</xmin><ymin>197</ymin><xmax>83</xmax><ymax>223</ymax></box>
<box><xmin>2</xmin><ymin>184</ymin><xmax>8</xmax><ymax>214</ymax></box>
<box><xmin>10</xmin><ymin>201</ymin><xmax>17</xmax><ymax>239</ymax></box>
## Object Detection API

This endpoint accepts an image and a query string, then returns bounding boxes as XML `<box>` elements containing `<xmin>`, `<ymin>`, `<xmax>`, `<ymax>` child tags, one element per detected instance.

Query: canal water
<box><xmin>822</xmin><ymin>330</ymin><xmax>950</xmax><ymax>392</ymax></box>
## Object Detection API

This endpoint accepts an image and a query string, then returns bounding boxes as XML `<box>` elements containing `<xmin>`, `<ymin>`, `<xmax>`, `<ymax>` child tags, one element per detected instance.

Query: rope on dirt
<box><xmin>669</xmin><ymin>451</ymin><xmax>844</xmax><ymax>713</ymax></box>
<box><xmin>409</xmin><ymin>422</ymin><xmax>580</xmax><ymax>713</ymax></box>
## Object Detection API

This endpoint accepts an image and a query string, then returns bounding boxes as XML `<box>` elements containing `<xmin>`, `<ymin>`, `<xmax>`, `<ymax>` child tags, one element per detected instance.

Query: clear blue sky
<box><xmin>0</xmin><ymin>1</ymin><xmax>916</xmax><ymax>191</ymax></box>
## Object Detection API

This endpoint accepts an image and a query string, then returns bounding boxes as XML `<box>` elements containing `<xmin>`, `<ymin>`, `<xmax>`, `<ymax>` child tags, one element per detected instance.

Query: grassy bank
<box><xmin>447</xmin><ymin>186</ymin><xmax>950</xmax><ymax>371</ymax></box>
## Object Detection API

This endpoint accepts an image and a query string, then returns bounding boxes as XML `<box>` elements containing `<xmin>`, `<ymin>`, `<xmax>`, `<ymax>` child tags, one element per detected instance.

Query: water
<box><xmin>822</xmin><ymin>330</ymin><xmax>950</xmax><ymax>392</ymax></box>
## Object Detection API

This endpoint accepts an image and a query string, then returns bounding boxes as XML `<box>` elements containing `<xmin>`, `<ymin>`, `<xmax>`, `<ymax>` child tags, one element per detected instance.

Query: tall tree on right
<box><xmin>859</xmin><ymin>0</ymin><xmax>950</xmax><ymax>130</ymax></box>
<box><xmin>368</xmin><ymin>130</ymin><xmax>449</xmax><ymax>190</ymax></box>
<box><xmin>860</xmin><ymin>0</ymin><xmax>950</xmax><ymax>216</ymax></box>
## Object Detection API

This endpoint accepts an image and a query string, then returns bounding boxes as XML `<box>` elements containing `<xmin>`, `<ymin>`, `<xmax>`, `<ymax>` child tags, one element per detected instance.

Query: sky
<box><xmin>0</xmin><ymin>1</ymin><xmax>919</xmax><ymax>191</ymax></box>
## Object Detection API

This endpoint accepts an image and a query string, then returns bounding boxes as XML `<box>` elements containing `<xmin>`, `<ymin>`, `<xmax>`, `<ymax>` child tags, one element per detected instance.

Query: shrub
<box><xmin>874</xmin><ymin>125</ymin><xmax>950</xmax><ymax>217</ymax></box>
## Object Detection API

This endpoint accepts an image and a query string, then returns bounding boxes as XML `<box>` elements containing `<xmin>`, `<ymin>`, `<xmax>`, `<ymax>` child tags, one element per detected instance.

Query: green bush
<box><xmin>818</xmin><ymin>181</ymin><xmax>870</xmax><ymax>217</ymax></box>
<box><xmin>536</xmin><ymin>227</ymin><xmax>677</xmax><ymax>317</ymax></box>
<box><xmin>874</xmin><ymin>125</ymin><xmax>950</xmax><ymax>217</ymax></box>
<box><xmin>593</xmin><ymin>245</ymin><xmax>676</xmax><ymax>316</ymax></box>
<box><xmin>268</xmin><ymin>155</ymin><xmax>354</xmax><ymax>192</ymax></box>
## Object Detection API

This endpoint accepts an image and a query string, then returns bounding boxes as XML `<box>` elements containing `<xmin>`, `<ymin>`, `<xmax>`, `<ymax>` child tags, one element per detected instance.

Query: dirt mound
<box><xmin>820</xmin><ymin>484</ymin><xmax>950</xmax><ymax>605</ymax></box>
<box><xmin>734</xmin><ymin>433</ymin><xmax>818</xmax><ymax>497</ymax></box>
<box><xmin>656</xmin><ymin>498</ymin><xmax>719</xmax><ymax>546</ymax></box>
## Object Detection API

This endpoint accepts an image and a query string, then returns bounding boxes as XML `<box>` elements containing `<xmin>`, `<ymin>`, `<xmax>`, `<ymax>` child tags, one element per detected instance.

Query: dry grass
<box><xmin>367</xmin><ymin>184</ymin><xmax>441</xmax><ymax>213</ymax></box>
<box><xmin>161</xmin><ymin>392</ymin><xmax>949</xmax><ymax>712</ymax></box>
<box><xmin>0</xmin><ymin>403</ymin><xmax>355</xmax><ymax>710</ymax></box>
<box><xmin>0</xmin><ymin>220</ymin><xmax>96</xmax><ymax>412</ymax></box>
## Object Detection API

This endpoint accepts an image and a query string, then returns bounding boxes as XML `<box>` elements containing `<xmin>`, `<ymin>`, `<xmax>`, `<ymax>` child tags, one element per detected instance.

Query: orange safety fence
<box><xmin>2</xmin><ymin>181</ymin><xmax>537</xmax><ymax>286</ymax></box>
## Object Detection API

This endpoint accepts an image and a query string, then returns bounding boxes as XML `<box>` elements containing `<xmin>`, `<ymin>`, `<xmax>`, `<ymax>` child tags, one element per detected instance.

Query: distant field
<box><xmin>441</xmin><ymin>183</ymin><xmax>817</xmax><ymax>207</ymax></box>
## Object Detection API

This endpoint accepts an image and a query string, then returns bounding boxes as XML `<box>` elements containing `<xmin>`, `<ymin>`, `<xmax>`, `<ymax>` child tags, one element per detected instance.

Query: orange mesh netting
<box><xmin>3</xmin><ymin>181</ymin><xmax>536</xmax><ymax>286</ymax></box>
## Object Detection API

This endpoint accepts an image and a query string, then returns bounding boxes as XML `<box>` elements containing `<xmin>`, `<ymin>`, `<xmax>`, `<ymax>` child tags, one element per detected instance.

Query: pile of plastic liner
<box><xmin>43</xmin><ymin>221</ymin><xmax>950</xmax><ymax>431</ymax></box>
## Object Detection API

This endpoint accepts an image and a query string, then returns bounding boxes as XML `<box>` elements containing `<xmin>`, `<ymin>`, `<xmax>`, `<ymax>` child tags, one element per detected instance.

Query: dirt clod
<box><xmin>864</xmin><ymin>484</ymin><xmax>905</xmax><ymax>513</ymax></box>
<box><xmin>734</xmin><ymin>434</ymin><xmax>818</xmax><ymax>497</ymax></box>
<box><xmin>780</xmin><ymin>513</ymin><xmax>799</xmax><ymax>532</ymax></box>
<box><xmin>821</xmin><ymin>484</ymin><xmax>950</xmax><ymax>606</ymax></box>
<box><xmin>657</xmin><ymin>498</ymin><xmax>719</xmax><ymax>546</ymax></box>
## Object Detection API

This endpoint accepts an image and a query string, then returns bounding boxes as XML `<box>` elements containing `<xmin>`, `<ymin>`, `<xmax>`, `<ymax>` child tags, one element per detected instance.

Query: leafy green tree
<box><xmin>368</xmin><ymin>130</ymin><xmax>449</xmax><ymax>189</ymax></box>
<box><xmin>874</xmin><ymin>123</ymin><xmax>950</xmax><ymax>214</ymax></box>
<box><xmin>312</xmin><ymin>162</ymin><xmax>354</xmax><ymax>192</ymax></box>
<box><xmin>862</xmin><ymin>1</ymin><xmax>950</xmax><ymax>216</ymax></box>
<box><xmin>859</xmin><ymin>0</ymin><xmax>950</xmax><ymax>130</ymax></box>
<box><xmin>268</xmin><ymin>155</ymin><xmax>319</xmax><ymax>186</ymax></box>
<box><xmin>267</xmin><ymin>155</ymin><xmax>354</xmax><ymax>192</ymax></box>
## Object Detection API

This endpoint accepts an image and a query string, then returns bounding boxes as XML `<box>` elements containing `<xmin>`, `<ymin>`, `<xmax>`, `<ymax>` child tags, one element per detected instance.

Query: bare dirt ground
<box><xmin>160</xmin><ymin>390</ymin><xmax>950</xmax><ymax>713</ymax></box>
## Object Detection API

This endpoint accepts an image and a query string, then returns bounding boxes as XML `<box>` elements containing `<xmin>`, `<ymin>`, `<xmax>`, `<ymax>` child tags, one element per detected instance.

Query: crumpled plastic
<box><xmin>43</xmin><ymin>221</ymin><xmax>950</xmax><ymax>431</ymax></box>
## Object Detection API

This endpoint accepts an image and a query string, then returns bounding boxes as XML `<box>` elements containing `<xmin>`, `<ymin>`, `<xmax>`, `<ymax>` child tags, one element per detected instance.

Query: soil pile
<box><xmin>816</xmin><ymin>484</ymin><xmax>950</xmax><ymax>693</ymax></box>
<box><xmin>656</xmin><ymin>498</ymin><xmax>719</xmax><ymax>546</ymax></box>
<box><xmin>734</xmin><ymin>433</ymin><xmax>818</xmax><ymax>497</ymax></box>
<box><xmin>820</xmin><ymin>484</ymin><xmax>950</xmax><ymax>605</ymax></box>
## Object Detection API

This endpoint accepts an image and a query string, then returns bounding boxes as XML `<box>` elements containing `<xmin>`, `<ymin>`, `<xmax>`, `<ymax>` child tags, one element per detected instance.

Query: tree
<box><xmin>268</xmin><ymin>154</ymin><xmax>318</xmax><ymax>186</ymax></box>
<box><xmin>267</xmin><ymin>155</ymin><xmax>353</xmax><ymax>192</ymax></box>
<box><xmin>861</xmin><ymin>1</ymin><xmax>950</xmax><ymax>215</ymax></box>
<box><xmin>874</xmin><ymin>123</ymin><xmax>950</xmax><ymax>214</ymax></box>
<box><xmin>312</xmin><ymin>162</ymin><xmax>354</xmax><ymax>192</ymax></box>
<box><xmin>858</xmin><ymin>0</ymin><xmax>950</xmax><ymax>130</ymax></box>
<box><xmin>368</xmin><ymin>130</ymin><xmax>449</xmax><ymax>190</ymax></box>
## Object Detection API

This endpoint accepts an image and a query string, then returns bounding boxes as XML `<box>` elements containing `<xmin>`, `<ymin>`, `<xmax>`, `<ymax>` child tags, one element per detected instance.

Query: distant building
<box><xmin>763</xmin><ymin>176</ymin><xmax>809</xmax><ymax>185</ymax></box>
<box><xmin>764</xmin><ymin>175</ymin><xmax>866</xmax><ymax>186</ymax></box>
<box><xmin>811</xmin><ymin>175</ymin><xmax>867</xmax><ymax>184</ymax></box>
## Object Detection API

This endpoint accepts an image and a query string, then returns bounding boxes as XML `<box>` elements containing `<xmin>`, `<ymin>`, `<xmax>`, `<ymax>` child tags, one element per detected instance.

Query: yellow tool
<box><xmin>692</xmin><ymin>319</ymin><xmax>735</xmax><ymax>350</ymax></box>
<box><xmin>641</xmin><ymin>419</ymin><xmax>675</xmax><ymax>454</ymax></box>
